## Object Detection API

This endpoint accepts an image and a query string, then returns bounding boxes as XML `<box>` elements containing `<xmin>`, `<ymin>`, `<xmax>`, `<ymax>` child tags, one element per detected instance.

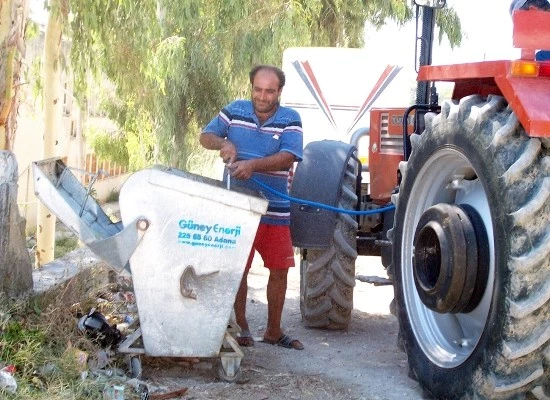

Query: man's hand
<box><xmin>200</xmin><ymin>133</ymin><xmax>237</xmax><ymax>164</ymax></box>
<box><xmin>220</xmin><ymin>141</ymin><xmax>237</xmax><ymax>164</ymax></box>
<box><xmin>227</xmin><ymin>160</ymin><xmax>256</xmax><ymax>180</ymax></box>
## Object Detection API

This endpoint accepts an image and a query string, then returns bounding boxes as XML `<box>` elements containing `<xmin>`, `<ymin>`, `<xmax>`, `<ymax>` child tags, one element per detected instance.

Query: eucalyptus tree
<box><xmin>1</xmin><ymin>0</ymin><xmax>28</xmax><ymax>150</ymax></box>
<box><xmin>66</xmin><ymin>0</ymin><xmax>461</xmax><ymax>172</ymax></box>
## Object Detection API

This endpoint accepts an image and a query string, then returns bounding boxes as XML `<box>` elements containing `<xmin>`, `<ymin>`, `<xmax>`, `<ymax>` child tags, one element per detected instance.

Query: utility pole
<box><xmin>36</xmin><ymin>0</ymin><xmax>64</xmax><ymax>266</ymax></box>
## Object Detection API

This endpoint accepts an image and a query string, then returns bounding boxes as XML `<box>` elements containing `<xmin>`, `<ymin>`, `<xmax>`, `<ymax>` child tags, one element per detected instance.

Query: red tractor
<box><xmin>289</xmin><ymin>1</ymin><xmax>550</xmax><ymax>398</ymax></box>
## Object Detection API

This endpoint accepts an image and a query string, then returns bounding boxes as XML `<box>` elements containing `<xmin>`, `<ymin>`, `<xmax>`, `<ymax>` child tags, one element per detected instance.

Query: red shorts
<box><xmin>245</xmin><ymin>224</ymin><xmax>295</xmax><ymax>270</ymax></box>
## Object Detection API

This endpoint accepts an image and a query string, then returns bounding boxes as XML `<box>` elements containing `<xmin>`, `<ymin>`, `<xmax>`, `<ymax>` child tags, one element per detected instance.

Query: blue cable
<box><xmin>250</xmin><ymin>177</ymin><xmax>395</xmax><ymax>216</ymax></box>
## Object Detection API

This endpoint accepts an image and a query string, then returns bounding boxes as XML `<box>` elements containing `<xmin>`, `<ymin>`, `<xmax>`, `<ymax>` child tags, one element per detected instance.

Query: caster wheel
<box><xmin>216</xmin><ymin>362</ymin><xmax>241</xmax><ymax>383</ymax></box>
<box><xmin>128</xmin><ymin>356</ymin><xmax>142</xmax><ymax>379</ymax></box>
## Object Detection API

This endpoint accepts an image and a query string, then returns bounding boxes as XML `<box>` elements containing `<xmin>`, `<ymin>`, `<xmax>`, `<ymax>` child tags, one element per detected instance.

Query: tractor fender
<box><xmin>290</xmin><ymin>140</ymin><xmax>357</xmax><ymax>248</ymax></box>
<box><xmin>495</xmin><ymin>75</ymin><xmax>550</xmax><ymax>137</ymax></box>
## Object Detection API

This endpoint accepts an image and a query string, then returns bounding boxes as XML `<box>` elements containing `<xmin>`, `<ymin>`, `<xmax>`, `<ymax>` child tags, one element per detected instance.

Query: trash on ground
<box><xmin>87</xmin><ymin>349</ymin><xmax>113</xmax><ymax>370</ymax></box>
<box><xmin>78</xmin><ymin>308</ymin><xmax>123</xmax><ymax>347</ymax></box>
<box><xmin>103</xmin><ymin>383</ymin><xmax>125</xmax><ymax>399</ymax></box>
<box><xmin>65</xmin><ymin>347</ymin><xmax>89</xmax><ymax>372</ymax></box>
<box><xmin>0</xmin><ymin>367</ymin><xmax>17</xmax><ymax>394</ymax></box>
<box><xmin>149</xmin><ymin>387</ymin><xmax>188</xmax><ymax>400</ymax></box>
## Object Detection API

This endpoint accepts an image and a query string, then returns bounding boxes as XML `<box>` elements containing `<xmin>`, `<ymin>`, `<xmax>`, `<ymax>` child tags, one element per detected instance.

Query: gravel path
<box><xmin>142</xmin><ymin>256</ymin><xmax>428</xmax><ymax>400</ymax></box>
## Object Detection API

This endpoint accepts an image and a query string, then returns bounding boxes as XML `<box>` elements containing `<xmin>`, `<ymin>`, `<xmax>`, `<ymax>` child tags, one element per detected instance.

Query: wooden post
<box><xmin>36</xmin><ymin>0</ymin><xmax>64</xmax><ymax>266</ymax></box>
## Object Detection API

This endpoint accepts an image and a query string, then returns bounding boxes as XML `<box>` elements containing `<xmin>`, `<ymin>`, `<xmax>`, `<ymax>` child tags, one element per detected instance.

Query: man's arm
<box><xmin>200</xmin><ymin>132</ymin><xmax>237</xmax><ymax>164</ymax></box>
<box><xmin>228</xmin><ymin>151</ymin><xmax>296</xmax><ymax>180</ymax></box>
<box><xmin>201</xmin><ymin>132</ymin><xmax>296</xmax><ymax>179</ymax></box>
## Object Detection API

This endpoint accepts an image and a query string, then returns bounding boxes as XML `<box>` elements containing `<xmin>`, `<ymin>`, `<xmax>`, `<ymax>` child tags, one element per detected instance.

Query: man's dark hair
<box><xmin>520</xmin><ymin>0</ymin><xmax>550</xmax><ymax>10</ymax></box>
<box><xmin>249</xmin><ymin>65</ymin><xmax>286</xmax><ymax>89</ymax></box>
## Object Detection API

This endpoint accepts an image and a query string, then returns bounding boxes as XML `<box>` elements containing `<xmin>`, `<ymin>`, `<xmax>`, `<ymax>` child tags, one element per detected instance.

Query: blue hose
<box><xmin>250</xmin><ymin>177</ymin><xmax>395</xmax><ymax>216</ymax></box>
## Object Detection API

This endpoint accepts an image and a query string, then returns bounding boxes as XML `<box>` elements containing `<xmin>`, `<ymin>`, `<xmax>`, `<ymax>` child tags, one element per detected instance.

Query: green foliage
<box><xmin>0</xmin><ymin>321</ymin><xmax>47</xmax><ymax>372</ymax></box>
<box><xmin>22</xmin><ymin>56</ymin><xmax>44</xmax><ymax>107</ymax></box>
<box><xmin>364</xmin><ymin>0</ymin><xmax>413</xmax><ymax>28</ymax></box>
<box><xmin>54</xmin><ymin>235</ymin><xmax>80</xmax><ymax>259</ymax></box>
<box><xmin>25</xmin><ymin>20</ymin><xmax>40</xmax><ymax>41</ymax></box>
<box><xmin>64</xmin><ymin>0</ymin><xmax>462</xmax><ymax>172</ymax></box>
<box><xmin>122</xmin><ymin>104</ymin><xmax>156</xmax><ymax>171</ymax></box>
<box><xmin>88</xmin><ymin>127</ymin><xmax>130</xmax><ymax>168</ymax></box>
<box><xmin>436</xmin><ymin>7</ymin><xmax>462</xmax><ymax>47</ymax></box>
<box><xmin>89</xmin><ymin>92</ymin><xmax>155</xmax><ymax>172</ymax></box>
<box><xmin>105</xmin><ymin>189</ymin><xmax>119</xmax><ymax>203</ymax></box>
<box><xmin>68</xmin><ymin>0</ymin><xmax>160</xmax><ymax>101</ymax></box>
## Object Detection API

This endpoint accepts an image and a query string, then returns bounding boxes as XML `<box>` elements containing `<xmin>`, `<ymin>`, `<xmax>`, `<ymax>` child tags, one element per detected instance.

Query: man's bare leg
<box><xmin>264</xmin><ymin>268</ymin><xmax>288</xmax><ymax>341</ymax></box>
<box><xmin>235</xmin><ymin>249</ymin><xmax>254</xmax><ymax>335</ymax></box>
<box><xmin>234</xmin><ymin>272</ymin><xmax>250</xmax><ymax>333</ymax></box>
<box><xmin>234</xmin><ymin>270</ymin><xmax>255</xmax><ymax>346</ymax></box>
<box><xmin>263</xmin><ymin>268</ymin><xmax>304</xmax><ymax>349</ymax></box>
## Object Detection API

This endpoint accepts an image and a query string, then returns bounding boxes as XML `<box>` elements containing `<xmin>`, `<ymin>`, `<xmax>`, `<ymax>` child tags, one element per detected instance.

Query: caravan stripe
<box><xmin>347</xmin><ymin>65</ymin><xmax>402</xmax><ymax>134</ymax></box>
<box><xmin>292</xmin><ymin>60</ymin><xmax>337</xmax><ymax>130</ymax></box>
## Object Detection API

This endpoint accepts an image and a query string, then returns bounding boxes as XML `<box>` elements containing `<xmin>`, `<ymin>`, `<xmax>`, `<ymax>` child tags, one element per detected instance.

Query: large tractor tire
<box><xmin>392</xmin><ymin>94</ymin><xmax>549</xmax><ymax>399</ymax></box>
<box><xmin>300</xmin><ymin>159</ymin><xmax>358</xmax><ymax>329</ymax></box>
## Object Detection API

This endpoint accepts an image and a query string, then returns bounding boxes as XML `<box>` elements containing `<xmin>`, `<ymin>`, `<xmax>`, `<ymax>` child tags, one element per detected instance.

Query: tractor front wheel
<box><xmin>392</xmin><ymin>95</ymin><xmax>549</xmax><ymax>399</ymax></box>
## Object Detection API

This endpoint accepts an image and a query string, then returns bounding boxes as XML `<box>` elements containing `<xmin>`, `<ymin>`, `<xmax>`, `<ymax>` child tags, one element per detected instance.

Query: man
<box><xmin>200</xmin><ymin>65</ymin><xmax>304</xmax><ymax>350</ymax></box>
<box><xmin>510</xmin><ymin>0</ymin><xmax>550</xmax><ymax>12</ymax></box>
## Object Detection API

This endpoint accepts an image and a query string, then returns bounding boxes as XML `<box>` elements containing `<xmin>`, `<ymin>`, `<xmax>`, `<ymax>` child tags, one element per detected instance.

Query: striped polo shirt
<box><xmin>203</xmin><ymin>100</ymin><xmax>303</xmax><ymax>225</ymax></box>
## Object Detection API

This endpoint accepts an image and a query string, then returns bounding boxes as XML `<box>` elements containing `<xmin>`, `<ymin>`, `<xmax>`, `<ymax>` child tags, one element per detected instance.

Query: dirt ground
<box><xmin>140</xmin><ymin>256</ymin><xmax>428</xmax><ymax>400</ymax></box>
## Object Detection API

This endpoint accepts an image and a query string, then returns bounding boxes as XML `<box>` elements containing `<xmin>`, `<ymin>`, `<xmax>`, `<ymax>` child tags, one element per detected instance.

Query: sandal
<box><xmin>236</xmin><ymin>330</ymin><xmax>254</xmax><ymax>347</ymax></box>
<box><xmin>262</xmin><ymin>334</ymin><xmax>304</xmax><ymax>350</ymax></box>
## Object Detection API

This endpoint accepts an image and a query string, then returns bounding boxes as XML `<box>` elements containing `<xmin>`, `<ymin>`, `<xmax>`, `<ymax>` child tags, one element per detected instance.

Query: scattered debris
<box><xmin>78</xmin><ymin>308</ymin><xmax>123</xmax><ymax>347</ymax></box>
<box><xmin>149</xmin><ymin>387</ymin><xmax>188</xmax><ymax>400</ymax></box>
<box><xmin>103</xmin><ymin>383</ymin><xmax>126</xmax><ymax>399</ymax></box>
<box><xmin>0</xmin><ymin>366</ymin><xmax>17</xmax><ymax>394</ymax></box>
<box><xmin>65</xmin><ymin>346</ymin><xmax>89</xmax><ymax>371</ymax></box>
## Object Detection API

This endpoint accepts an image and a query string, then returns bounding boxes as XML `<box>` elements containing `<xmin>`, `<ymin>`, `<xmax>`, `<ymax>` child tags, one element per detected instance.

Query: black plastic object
<box><xmin>78</xmin><ymin>308</ymin><xmax>122</xmax><ymax>348</ymax></box>
<box><xmin>290</xmin><ymin>140</ymin><xmax>356</xmax><ymax>248</ymax></box>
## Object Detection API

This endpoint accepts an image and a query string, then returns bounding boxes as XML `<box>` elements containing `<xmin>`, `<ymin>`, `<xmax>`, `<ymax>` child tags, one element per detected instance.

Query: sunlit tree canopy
<box><xmin>65</xmin><ymin>0</ymin><xmax>462</xmax><ymax>171</ymax></box>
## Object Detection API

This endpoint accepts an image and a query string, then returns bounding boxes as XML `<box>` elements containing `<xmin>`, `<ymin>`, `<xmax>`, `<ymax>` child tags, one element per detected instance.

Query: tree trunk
<box><xmin>0</xmin><ymin>152</ymin><xmax>33</xmax><ymax>296</ymax></box>
<box><xmin>0</xmin><ymin>0</ymin><xmax>28</xmax><ymax>150</ymax></box>
<box><xmin>0</xmin><ymin>0</ymin><xmax>33</xmax><ymax>295</ymax></box>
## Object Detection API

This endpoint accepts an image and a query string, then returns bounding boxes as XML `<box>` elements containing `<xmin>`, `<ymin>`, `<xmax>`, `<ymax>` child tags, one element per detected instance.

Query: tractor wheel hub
<box><xmin>412</xmin><ymin>203</ymin><xmax>489</xmax><ymax>314</ymax></box>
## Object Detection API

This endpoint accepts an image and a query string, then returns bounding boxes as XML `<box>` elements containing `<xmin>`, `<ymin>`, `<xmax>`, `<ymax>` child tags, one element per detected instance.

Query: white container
<box><xmin>119</xmin><ymin>167</ymin><xmax>268</xmax><ymax>357</ymax></box>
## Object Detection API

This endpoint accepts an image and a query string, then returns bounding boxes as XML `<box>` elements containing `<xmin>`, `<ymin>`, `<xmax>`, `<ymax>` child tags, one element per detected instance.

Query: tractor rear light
<box><xmin>510</xmin><ymin>60</ymin><xmax>539</xmax><ymax>77</ymax></box>
<box><xmin>539</xmin><ymin>62</ymin><xmax>550</xmax><ymax>77</ymax></box>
